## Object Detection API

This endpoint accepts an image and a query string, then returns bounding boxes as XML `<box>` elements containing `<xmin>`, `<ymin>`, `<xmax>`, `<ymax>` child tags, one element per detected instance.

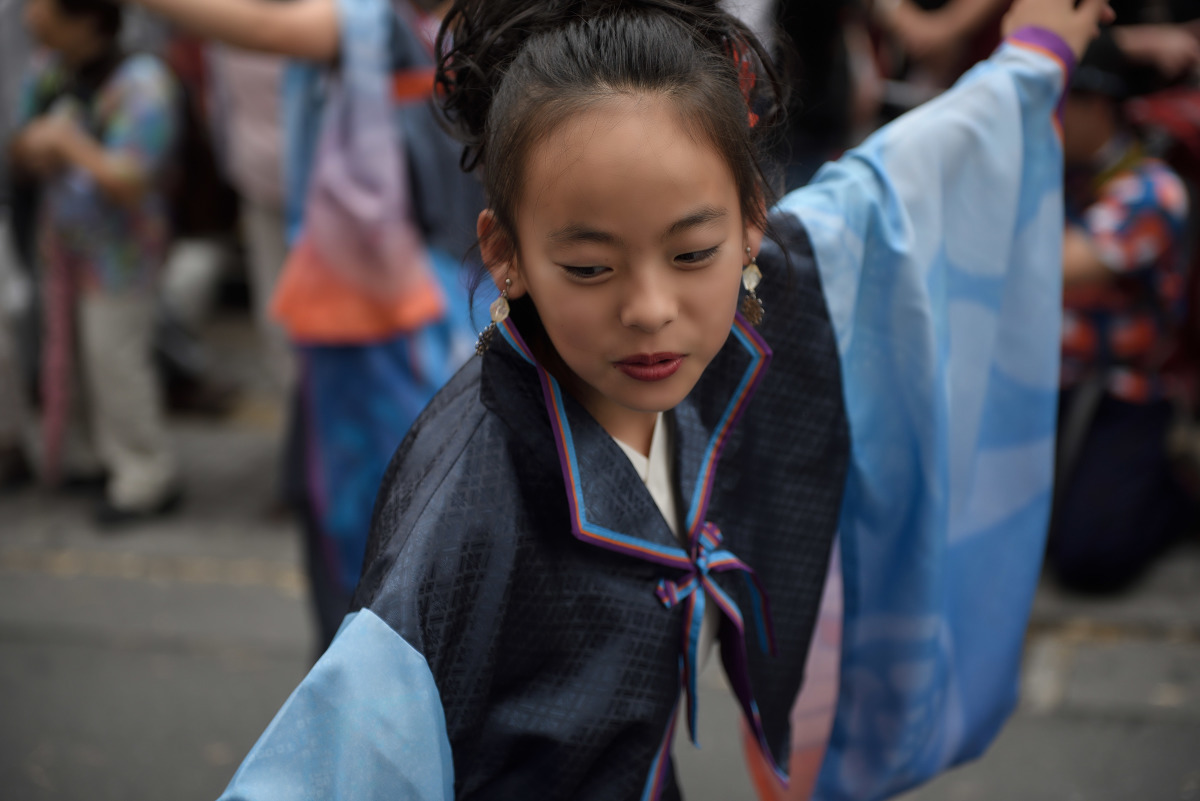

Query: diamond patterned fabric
<box><xmin>353</xmin><ymin>213</ymin><xmax>848</xmax><ymax>799</ymax></box>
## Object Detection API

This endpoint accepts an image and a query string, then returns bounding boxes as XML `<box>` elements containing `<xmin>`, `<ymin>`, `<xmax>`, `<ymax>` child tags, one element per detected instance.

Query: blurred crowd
<box><xmin>2</xmin><ymin>0</ymin><xmax>1200</xmax><ymax>654</ymax></box>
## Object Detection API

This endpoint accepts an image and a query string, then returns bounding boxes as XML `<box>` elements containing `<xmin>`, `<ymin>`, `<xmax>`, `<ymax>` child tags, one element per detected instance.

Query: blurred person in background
<box><xmin>6</xmin><ymin>3</ymin><xmax>243</xmax><ymax>429</ymax></box>
<box><xmin>113</xmin><ymin>0</ymin><xmax>485</xmax><ymax>652</ymax></box>
<box><xmin>1051</xmin><ymin>38</ymin><xmax>1197</xmax><ymax>594</ymax></box>
<box><xmin>275</xmin><ymin>0</ymin><xmax>483</xmax><ymax>653</ymax></box>
<box><xmin>8</xmin><ymin>0</ymin><xmax>182</xmax><ymax>525</ymax></box>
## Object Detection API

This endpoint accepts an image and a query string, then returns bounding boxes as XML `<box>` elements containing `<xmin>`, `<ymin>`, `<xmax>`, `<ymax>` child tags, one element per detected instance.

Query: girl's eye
<box><xmin>560</xmin><ymin>265</ymin><xmax>610</xmax><ymax>280</ymax></box>
<box><xmin>676</xmin><ymin>246</ymin><xmax>720</xmax><ymax>266</ymax></box>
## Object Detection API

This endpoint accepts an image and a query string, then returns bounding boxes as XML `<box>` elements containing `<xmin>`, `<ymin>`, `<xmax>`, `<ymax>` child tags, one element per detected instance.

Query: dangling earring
<box><xmin>476</xmin><ymin>278</ymin><xmax>512</xmax><ymax>356</ymax></box>
<box><xmin>740</xmin><ymin>247</ymin><xmax>764</xmax><ymax>326</ymax></box>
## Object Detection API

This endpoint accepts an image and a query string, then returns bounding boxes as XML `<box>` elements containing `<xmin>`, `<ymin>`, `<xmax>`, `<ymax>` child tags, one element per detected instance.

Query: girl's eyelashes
<box><xmin>557</xmin><ymin>246</ymin><xmax>720</xmax><ymax>279</ymax></box>
<box><xmin>675</xmin><ymin>246</ymin><xmax>720</xmax><ymax>266</ymax></box>
<box><xmin>559</xmin><ymin>264</ymin><xmax>611</xmax><ymax>280</ymax></box>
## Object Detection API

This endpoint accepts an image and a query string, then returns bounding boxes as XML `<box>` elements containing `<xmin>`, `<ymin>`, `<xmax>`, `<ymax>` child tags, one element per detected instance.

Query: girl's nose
<box><xmin>619</xmin><ymin>268</ymin><xmax>677</xmax><ymax>333</ymax></box>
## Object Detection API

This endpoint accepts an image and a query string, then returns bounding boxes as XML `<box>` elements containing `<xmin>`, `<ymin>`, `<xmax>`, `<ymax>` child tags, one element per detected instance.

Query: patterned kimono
<box><xmin>220</xmin><ymin>29</ymin><xmax>1072</xmax><ymax>801</ymax></box>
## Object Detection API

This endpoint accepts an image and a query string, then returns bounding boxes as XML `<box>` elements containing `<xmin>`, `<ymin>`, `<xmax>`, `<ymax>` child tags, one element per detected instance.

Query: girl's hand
<box><xmin>1002</xmin><ymin>0</ymin><xmax>1117</xmax><ymax>60</ymax></box>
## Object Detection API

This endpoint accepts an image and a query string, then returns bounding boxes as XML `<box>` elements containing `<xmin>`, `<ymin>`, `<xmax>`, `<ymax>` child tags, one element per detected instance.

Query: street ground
<box><xmin>1</xmin><ymin>310</ymin><xmax>1198</xmax><ymax>801</ymax></box>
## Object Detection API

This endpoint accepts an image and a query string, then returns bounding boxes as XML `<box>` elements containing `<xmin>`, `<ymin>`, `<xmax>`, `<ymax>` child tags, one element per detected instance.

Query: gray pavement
<box><xmin>2</xmin><ymin>311</ymin><xmax>1199</xmax><ymax>801</ymax></box>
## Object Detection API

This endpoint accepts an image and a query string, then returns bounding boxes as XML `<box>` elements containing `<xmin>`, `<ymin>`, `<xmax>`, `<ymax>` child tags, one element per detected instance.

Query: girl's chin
<box><xmin>607</xmin><ymin>378</ymin><xmax>699</xmax><ymax>415</ymax></box>
<box><xmin>557</xmin><ymin>360</ymin><xmax>704</xmax><ymax>419</ymax></box>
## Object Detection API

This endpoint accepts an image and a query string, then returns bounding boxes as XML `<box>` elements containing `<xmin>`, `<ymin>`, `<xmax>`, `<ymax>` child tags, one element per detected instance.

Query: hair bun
<box><xmin>436</xmin><ymin>0</ymin><xmax>776</xmax><ymax>172</ymax></box>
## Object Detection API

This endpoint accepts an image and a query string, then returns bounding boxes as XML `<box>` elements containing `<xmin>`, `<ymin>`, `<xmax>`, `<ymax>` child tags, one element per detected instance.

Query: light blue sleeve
<box><xmin>217</xmin><ymin>610</ymin><xmax>454</xmax><ymax>801</ymax></box>
<box><xmin>777</xmin><ymin>41</ymin><xmax>1068</xmax><ymax>801</ymax></box>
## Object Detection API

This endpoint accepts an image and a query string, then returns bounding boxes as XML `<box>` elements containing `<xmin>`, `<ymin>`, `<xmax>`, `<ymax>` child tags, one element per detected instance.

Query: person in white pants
<box><xmin>10</xmin><ymin>0</ymin><xmax>180</xmax><ymax>525</ymax></box>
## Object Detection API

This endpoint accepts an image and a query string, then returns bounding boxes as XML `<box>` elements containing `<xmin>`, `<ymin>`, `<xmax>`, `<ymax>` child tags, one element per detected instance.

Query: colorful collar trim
<box><xmin>496</xmin><ymin>316</ymin><xmax>790</xmax><ymax>792</ymax></box>
<box><xmin>496</xmin><ymin>316</ymin><xmax>771</xmax><ymax>566</ymax></box>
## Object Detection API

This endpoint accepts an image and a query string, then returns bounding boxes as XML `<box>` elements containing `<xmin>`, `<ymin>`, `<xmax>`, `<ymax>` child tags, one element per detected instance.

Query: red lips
<box><xmin>614</xmin><ymin>353</ymin><xmax>684</xmax><ymax>381</ymax></box>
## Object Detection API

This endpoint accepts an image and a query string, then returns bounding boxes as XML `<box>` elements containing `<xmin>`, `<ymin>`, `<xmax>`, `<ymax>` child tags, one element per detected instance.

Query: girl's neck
<box><xmin>533</xmin><ymin>335</ymin><xmax>660</xmax><ymax>458</ymax></box>
<box><xmin>558</xmin><ymin>366</ymin><xmax>659</xmax><ymax>457</ymax></box>
<box><xmin>604</xmin><ymin>410</ymin><xmax>659</xmax><ymax>458</ymax></box>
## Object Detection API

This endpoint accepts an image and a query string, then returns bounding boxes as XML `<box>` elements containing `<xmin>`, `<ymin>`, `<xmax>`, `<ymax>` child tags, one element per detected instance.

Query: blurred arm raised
<box><xmin>123</xmin><ymin>0</ymin><xmax>340</xmax><ymax>61</ymax></box>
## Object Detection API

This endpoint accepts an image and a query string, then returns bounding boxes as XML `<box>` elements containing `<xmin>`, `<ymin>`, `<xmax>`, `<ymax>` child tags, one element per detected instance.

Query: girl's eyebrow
<box><xmin>546</xmin><ymin>205</ymin><xmax>728</xmax><ymax>246</ymax></box>
<box><xmin>547</xmin><ymin>223</ymin><xmax>621</xmax><ymax>246</ymax></box>
<box><xmin>664</xmin><ymin>205</ymin><xmax>727</xmax><ymax>239</ymax></box>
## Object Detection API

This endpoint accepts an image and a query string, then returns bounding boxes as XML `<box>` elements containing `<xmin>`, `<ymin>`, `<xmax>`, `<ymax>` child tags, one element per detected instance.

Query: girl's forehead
<box><xmin>517</xmin><ymin>98</ymin><xmax>740</xmax><ymax>235</ymax></box>
<box><xmin>535</xmin><ymin>96</ymin><xmax>699</xmax><ymax>166</ymax></box>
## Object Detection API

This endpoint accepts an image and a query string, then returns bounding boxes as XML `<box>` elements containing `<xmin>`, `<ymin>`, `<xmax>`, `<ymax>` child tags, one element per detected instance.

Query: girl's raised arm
<box><xmin>119</xmin><ymin>0</ymin><xmax>340</xmax><ymax>61</ymax></box>
<box><xmin>768</xmin><ymin>1</ymin><xmax>1110</xmax><ymax>797</ymax></box>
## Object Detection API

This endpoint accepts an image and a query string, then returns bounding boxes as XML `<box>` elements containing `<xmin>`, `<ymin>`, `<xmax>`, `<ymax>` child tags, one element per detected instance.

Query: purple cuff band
<box><xmin>1007</xmin><ymin>27</ymin><xmax>1078</xmax><ymax>124</ymax></box>
<box><xmin>1007</xmin><ymin>26</ymin><xmax>1078</xmax><ymax>77</ymax></box>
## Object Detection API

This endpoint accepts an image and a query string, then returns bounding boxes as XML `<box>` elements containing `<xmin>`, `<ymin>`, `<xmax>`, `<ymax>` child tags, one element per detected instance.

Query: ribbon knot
<box><xmin>657</xmin><ymin>520</ymin><xmax>777</xmax><ymax>748</ymax></box>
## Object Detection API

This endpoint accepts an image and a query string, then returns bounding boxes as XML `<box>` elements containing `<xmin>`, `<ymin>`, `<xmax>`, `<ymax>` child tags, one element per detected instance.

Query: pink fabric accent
<box><xmin>745</xmin><ymin>543</ymin><xmax>843</xmax><ymax>801</ymax></box>
<box><xmin>299</xmin><ymin>75</ymin><xmax>439</xmax><ymax>317</ymax></box>
<box><xmin>209</xmin><ymin>46</ymin><xmax>286</xmax><ymax>208</ymax></box>
<box><xmin>40</xmin><ymin>244</ymin><xmax>77</xmax><ymax>486</ymax></box>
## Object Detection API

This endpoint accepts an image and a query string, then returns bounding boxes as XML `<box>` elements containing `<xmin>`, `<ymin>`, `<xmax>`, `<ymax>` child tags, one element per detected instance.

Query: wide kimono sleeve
<box><xmin>774</xmin><ymin>31</ymin><xmax>1074</xmax><ymax>801</ymax></box>
<box><xmin>216</xmin><ymin>610</ymin><xmax>454</xmax><ymax>801</ymax></box>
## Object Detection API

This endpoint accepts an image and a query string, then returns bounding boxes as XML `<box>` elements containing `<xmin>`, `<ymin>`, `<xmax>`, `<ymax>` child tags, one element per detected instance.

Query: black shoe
<box><xmin>166</xmin><ymin>374</ymin><xmax>240</xmax><ymax>419</ymax></box>
<box><xmin>94</xmin><ymin>486</ymin><xmax>184</xmax><ymax>529</ymax></box>
<box><xmin>0</xmin><ymin>446</ymin><xmax>33</xmax><ymax>490</ymax></box>
<box><xmin>62</xmin><ymin>470</ymin><xmax>109</xmax><ymax>496</ymax></box>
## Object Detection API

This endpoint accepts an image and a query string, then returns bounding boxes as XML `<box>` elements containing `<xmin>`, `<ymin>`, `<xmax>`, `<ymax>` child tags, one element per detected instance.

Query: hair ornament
<box><xmin>731</xmin><ymin>40</ymin><xmax>760</xmax><ymax>129</ymax></box>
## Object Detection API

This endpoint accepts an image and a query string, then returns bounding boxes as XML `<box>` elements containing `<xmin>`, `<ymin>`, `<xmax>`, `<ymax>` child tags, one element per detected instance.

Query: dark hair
<box><xmin>436</xmin><ymin>0</ymin><xmax>787</xmax><ymax>274</ymax></box>
<box><xmin>56</xmin><ymin>0</ymin><xmax>123</xmax><ymax>40</ymax></box>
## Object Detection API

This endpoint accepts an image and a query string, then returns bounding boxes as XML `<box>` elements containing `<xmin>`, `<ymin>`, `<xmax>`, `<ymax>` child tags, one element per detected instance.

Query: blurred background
<box><xmin>2</xmin><ymin>0</ymin><xmax>1200</xmax><ymax>799</ymax></box>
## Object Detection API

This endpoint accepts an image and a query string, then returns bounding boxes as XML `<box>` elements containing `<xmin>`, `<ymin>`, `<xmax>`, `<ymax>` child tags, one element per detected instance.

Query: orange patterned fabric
<box><xmin>271</xmin><ymin>236</ymin><xmax>445</xmax><ymax>344</ymax></box>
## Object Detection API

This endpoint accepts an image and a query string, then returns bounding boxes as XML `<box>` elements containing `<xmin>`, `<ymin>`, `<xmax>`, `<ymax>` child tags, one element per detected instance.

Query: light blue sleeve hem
<box><xmin>217</xmin><ymin>609</ymin><xmax>454</xmax><ymax>801</ymax></box>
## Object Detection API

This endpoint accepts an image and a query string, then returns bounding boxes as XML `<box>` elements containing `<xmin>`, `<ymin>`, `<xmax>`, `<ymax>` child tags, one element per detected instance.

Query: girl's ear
<box><xmin>745</xmin><ymin>219</ymin><xmax>766</xmax><ymax>262</ymax></box>
<box><xmin>478</xmin><ymin>209</ymin><xmax>527</xmax><ymax>298</ymax></box>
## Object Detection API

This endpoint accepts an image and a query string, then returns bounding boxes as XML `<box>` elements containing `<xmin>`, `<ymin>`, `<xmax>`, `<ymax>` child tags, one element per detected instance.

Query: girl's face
<box><xmin>484</xmin><ymin>95</ymin><xmax>763</xmax><ymax>448</ymax></box>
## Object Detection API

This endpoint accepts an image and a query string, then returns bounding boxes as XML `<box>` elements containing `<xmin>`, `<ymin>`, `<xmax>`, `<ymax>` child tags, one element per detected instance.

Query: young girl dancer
<box><xmin>212</xmin><ymin>0</ymin><xmax>1111</xmax><ymax>798</ymax></box>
